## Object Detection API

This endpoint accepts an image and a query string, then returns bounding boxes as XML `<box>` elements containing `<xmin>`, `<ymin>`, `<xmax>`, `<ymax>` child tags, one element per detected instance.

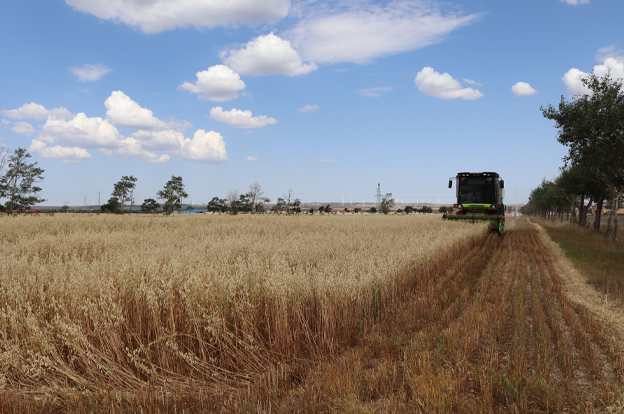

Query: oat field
<box><xmin>1</xmin><ymin>214</ymin><xmax>622</xmax><ymax>412</ymax></box>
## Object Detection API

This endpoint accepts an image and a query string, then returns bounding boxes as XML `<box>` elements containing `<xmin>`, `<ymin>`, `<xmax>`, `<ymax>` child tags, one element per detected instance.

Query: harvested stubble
<box><xmin>0</xmin><ymin>213</ymin><xmax>483</xmax><ymax>409</ymax></box>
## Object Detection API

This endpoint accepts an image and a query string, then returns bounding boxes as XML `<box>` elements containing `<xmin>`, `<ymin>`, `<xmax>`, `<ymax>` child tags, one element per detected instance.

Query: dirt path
<box><xmin>277</xmin><ymin>218</ymin><xmax>624</xmax><ymax>412</ymax></box>
<box><xmin>527</xmin><ymin>217</ymin><xmax>624</xmax><ymax>343</ymax></box>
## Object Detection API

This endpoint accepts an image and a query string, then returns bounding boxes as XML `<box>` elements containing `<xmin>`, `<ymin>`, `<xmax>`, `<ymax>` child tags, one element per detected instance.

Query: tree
<box><xmin>272</xmin><ymin>197</ymin><xmax>286</xmax><ymax>212</ymax></box>
<box><xmin>541</xmin><ymin>71</ymin><xmax>624</xmax><ymax>238</ymax></box>
<box><xmin>404</xmin><ymin>205</ymin><xmax>414</xmax><ymax>214</ymax></box>
<box><xmin>101</xmin><ymin>197</ymin><xmax>121</xmax><ymax>214</ymax></box>
<box><xmin>354</xmin><ymin>207</ymin><xmax>362</xmax><ymax>214</ymax></box>
<box><xmin>226</xmin><ymin>190</ymin><xmax>240</xmax><ymax>214</ymax></box>
<box><xmin>324</xmin><ymin>204</ymin><xmax>332</xmax><ymax>214</ymax></box>
<box><xmin>0</xmin><ymin>148</ymin><xmax>45</xmax><ymax>213</ymax></box>
<box><xmin>439</xmin><ymin>206</ymin><xmax>448</xmax><ymax>214</ymax></box>
<box><xmin>380</xmin><ymin>193</ymin><xmax>395</xmax><ymax>214</ymax></box>
<box><xmin>369</xmin><ymin>207</ymin><xmax>377</xmax><ymax>214</ymax></box>
<box><xmin>141</xmin><ymin>198</ymin><xmax>160</xmax><ymax>213</ymax></box>
<box><xmin>246</xmin><ymin>182</ymin><xmax>268</xmax><ymax>213</ymax></box>
<box><xmin>157</xmin><ymin>176</ymin><xmax>188</xmax><ymax>214</ymax></box>
<box><xmin>207</xmin><ymin>197</ymin><xmax>227</xmax><ymax>213</ymax></box>
<box><xmin>112</xmin><ymin>175</ymin><xmax>137</xmax><ymax>214</ymax></box>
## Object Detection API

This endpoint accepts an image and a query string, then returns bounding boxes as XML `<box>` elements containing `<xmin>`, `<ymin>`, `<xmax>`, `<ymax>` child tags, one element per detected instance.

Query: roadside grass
<box><xmin>535</xmin><ymin>218</ymin><xmax>624</xmax><ymax>301</ymax></box>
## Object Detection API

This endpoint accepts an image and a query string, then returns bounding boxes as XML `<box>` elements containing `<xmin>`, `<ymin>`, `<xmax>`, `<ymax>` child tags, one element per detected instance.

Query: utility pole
<box><xmin>376</xmin><ymin>183</ymin><xmax>382</xmax><ymax>212</ymax></box>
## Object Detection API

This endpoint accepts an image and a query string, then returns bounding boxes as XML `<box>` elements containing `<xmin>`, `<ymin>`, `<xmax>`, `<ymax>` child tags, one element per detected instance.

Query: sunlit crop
<box><xmin>0</xmin><ymin>213</ymin><xmax>483</xmax><ymax>407</ymax></box>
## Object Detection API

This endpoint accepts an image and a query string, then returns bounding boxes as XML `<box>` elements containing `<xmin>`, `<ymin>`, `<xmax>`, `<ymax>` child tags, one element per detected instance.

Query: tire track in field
<box><xmin>275</xmin><ymin>218</ymin><xmax>624</xmax><ymax>412</ymax></box>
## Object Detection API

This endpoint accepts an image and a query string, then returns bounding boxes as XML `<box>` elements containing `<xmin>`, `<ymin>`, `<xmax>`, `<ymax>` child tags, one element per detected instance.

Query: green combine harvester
<box><xmin>442</xmin><ymin>172</ymin><xmax>506</xmax><ymax>234</ymax></box>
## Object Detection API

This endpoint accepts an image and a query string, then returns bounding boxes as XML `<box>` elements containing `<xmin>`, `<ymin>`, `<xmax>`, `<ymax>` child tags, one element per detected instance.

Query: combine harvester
<box><xmin>443</xmin><ymin>172</ymin><xmax>506</xmax><ymax>234</ymax></box>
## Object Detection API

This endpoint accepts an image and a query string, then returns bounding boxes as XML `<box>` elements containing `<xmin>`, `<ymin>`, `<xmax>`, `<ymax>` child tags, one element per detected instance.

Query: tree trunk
<box><xmin>578</xmin><ymin>195</ymin><xmax>586</xmax><ymax>227</ymax></box>
<box><xmin>594</xmin><ymin>196</ymin><xmax>604</xmax><ymax>233</ymax></box>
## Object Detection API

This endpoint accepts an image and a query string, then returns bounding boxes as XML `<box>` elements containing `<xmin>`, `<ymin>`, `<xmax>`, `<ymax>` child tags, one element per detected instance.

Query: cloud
<box><xmin>247</xmin><ymin>155</ymin><xmax>258</xmax><ymax>161</ymax></box>
<box><xmin>414</xmin><ymin>67</ymin><xmax>483</xmax><ymax>100</ymax></box>
<box><xmin>105</xmin><ymin>91</ymin><xmax>169</xmax><ymax>130</ymax></box>
<box><xmin>511</xmin><ymin>82</ymin><xmax>538</xmax><ymax>97</ymax></box>
<box><xmin>463</xmin><ymin>78</ymin><xmax>482</xmax><ymax>86</ymax></box>
<box><xmin>1</xmin><ymin>103</ymin><xmax>73</xmax><ymax>121</ymax></box>
<box><xmin>174</xmin><ymin>129</ymin><xmax>228</xmax><ymax>163</ymax></box>
<box><xmin>70</xmin><ymin>63</ymin><xmax>112</xmax><ymax>82</ymax></box>
<box><xmin>39</xmin><ymin>113</ymin><xmax>125</xmax><ymax>149</ymax></box>
<box><xmin>315</xmin><ymin>158</ymin><xmax>335</xmax><ymax>163</ymax></box>
<box><xmin>179</xmin><ymin>65</ymin><xmax>246</xmax><ymax>102</ymax></box>
<box><xmin>64</xmin><ymin>0</ymin><xmax>291</xmax><ymax>33</ymax></box>
<box><xmin>209</xmin><ymin>107</ymin><xmax>277</xmax><ymax>128</ymax></box>
<box><xmin>596</xmin><ymin>45</ymin><xmax>624</xmax><ymax>62</ymax></box>
<box><xmin>29</xmin><ymin>139</ymin><xmax>92</xmax><ymax>159</ymax></box>
<box><xmin>299</xmin><ymin>104</ymin><xmax>320</xmax><ymax>113</ymax></box>
<box><xmin>222</xmin><ymin>33</ymin><xmax>316</xmax><ymax>76</ymax></box>
<box><xmin>563</xmin><ymin>56</ymin><xmax>624</xmax><ymax>96</ymax></box>
<box><xmin>559</xmin><ymin>0</ymin><xmax>589</xmax><ymax>5</ymax></box>
<box><xmin>287</xmin><ymin>1</ymin><xmax>482</xmax><ymax>64</ymax></box>
<box><xmin>115</xmin><ymin>137</ymin><xmax>171</xmax><ymax>163</ymax></box>
<box><xmin>11</xmin><ymin>121</ymin><xmax>36</xmax><ymax>136</ymax></box>
<box><xmin>131</xmin><ymin>129</ymin><xmax>184</xmax><ymax>151</ymax></box>
<box><xmin>357</xmin><ymin>86</ymin><xmax>392</xmax><ymax>97</ymax></box>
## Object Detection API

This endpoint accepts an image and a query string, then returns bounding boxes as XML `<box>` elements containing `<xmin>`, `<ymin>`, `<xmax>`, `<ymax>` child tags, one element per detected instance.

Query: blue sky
<box><xmin>1</xmin><ymin>0</ymin><xmax>623</xmax><ymax>207</ymax></box>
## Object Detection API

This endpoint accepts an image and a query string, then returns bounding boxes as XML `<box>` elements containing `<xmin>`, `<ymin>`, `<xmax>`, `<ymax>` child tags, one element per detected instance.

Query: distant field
<box><xmin>1</xmin><ymin>214</ymin><xmax>622</xmax><ymax>412</ymax></box>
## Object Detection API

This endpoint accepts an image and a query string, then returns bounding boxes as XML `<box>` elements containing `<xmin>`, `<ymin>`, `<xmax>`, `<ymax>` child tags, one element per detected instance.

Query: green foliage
<box><xmin>157</xmin><ymin>176</ymin><xmax>188</xmax><ymax>215</ymax></box>
<box><xmin>207</xmin><ymin>197</ymin><xmax>227</xmax><ymax>213</ymax></box>
<box><xmin>112</xmin><ymin>176</ymin><xmax>137</xmax><ymax>213</ymax></box>
<box><xmin>101</xmin><ymin>197</ymin><xmax>121</xmax><ymax>214</ymax></box>
<box><xmin>0</xmin><ymin>148</ymin><xmax>45</xmax><ymax>212</ymax></box>
<box><xmin>141</xmin><ymin>198</ymin><xmax>160</xmax><ymax>213</ymax></box>
<box><xmin>380</xmin><ymin>193</ymin><xmax>395</xmax><ymax>214</ymax></box>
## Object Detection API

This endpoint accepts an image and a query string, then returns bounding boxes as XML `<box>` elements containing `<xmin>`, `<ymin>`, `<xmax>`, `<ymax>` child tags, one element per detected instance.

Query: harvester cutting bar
<box><xmin>443</xmin><ymin>214</ymin><xmax>501</xmax><ymax>220</ymax></box>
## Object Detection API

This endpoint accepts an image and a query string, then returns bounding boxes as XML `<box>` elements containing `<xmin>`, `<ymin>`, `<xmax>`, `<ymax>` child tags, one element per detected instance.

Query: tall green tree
<box><xmin>541</xmin><ymin>71</ymin><xmax>624</xmax><ymax>238</ymax></box>
<box><xmin>380</xmin><ymin>193</ymin><xmax>395</xmax><ymax>214</ymax></box>
<box><xmin>112</xmin><ymin>175</ymin><xmax>137</xmax><ymax>213</ymax></box>
<box><xmin>157</xmin><ymin>176</ymin><xmax>188</xmax><ymax>215</ymax></box>
<box><xmin>141</xmin><ymin>198</ymin><xmax>160</xmax><ymax>213</ymax></box>
<box><xmin>0</xmin><ymin>148</ymin><xmax>45</xmax><ymax>213</ymax></box>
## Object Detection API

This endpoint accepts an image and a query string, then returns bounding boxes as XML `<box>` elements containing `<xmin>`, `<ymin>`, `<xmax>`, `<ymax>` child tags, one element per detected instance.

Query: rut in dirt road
<box><xmin>402</xmin><ymin>225</ymin><xmax>624</xmax><ymax>412</ymax></box>
<box><xmin>284</xmin><ymin>223</ymin><xmax>624</xmax><ymax>413</ymax></box>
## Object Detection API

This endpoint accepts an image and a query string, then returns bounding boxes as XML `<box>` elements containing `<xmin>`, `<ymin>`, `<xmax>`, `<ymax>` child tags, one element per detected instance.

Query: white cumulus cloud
<box><xmin>131</xmin><ymin>129</ymin><xmax>184</xmax><ymax>151</ymax></box>
<box><xmin>414</xmin><ymin>67</ymin><xmax>483</xmax><ymax>100</ymax></box>
<box><xmin>222</xmin><ymin>33</ymin><xmax>316</xmax><ymax>76</ymax></box>
<box><xmin>105</xmin><ymin>91</ymin><xmax>169</xmax><ymax>130</ymax></box>
<box><xmin>115</xmin><ymin>137</ymin><xmax>171</xmax><ymax>163</ymax></box>
<box><xmin>39</xmin><ymin>113</ymin><xmax>125</xmax><ymax>149</ymax></box>
<box><xmin>30</xmin><ymin>139</ymin><xmax>92</xmax><ymax>160</ymax></box>
<box><xmin>11</xmin><ymin>121</ymin><xmax>36</xmax><ymax>136</ymax></box>
<box><xmin>299</xmin><ymin>104</ymin><xmax>320</xmax><ymax>113</ymax></box>
<box><xmin>179</xmin><ymin>65</ymin><xmax>246</xmax><ymax>102</ymax></box>
<box><xmin>563</xmin><ymin>56</ymin><xmax>624</xmax><ymax>96</ymax></box>
<box><xmin>247</xmin><ymin>155</ymin><xmax>258</xmax><ymax>161</ymax></box>
<box><xmin>287</xmin><ymin>2</ymin><xmax>482</xmax><ymax>65</ymax></box>
<box><xmin>64</xmin><ymin>0</ymin><xmax>291</xmax><ymax>33</ymax></box>
<box><xmin>511</xmin><ymin>82</ymin><xmax>538</xmax><ymax>97</ymax></box>
<box><xmin>1</xmin><ymin>103</ymin><xmax>73</xmax><ymax>121</ymax></box>
<box><xmin>70</xmin><ymin>63</ymin><xmax>112</xmax><ymax>82</ymax></box>
<box><xmin>315</xmin><ymin>158</ymin><xmax>335</xmax><ymax>163</ymax></box>
<box><xmin>175</xmin><ymin>129</ymin><xmax>228</xmax><ymax>163</ymax></box>
<box><xmin>209</xmin><ymin>107</ymin><xmax>277</xmax><ymax>128</ymax></box>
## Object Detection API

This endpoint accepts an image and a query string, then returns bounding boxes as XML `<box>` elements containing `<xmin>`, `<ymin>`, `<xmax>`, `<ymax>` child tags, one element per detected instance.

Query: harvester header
<box><xmin>443</xmin><ymin>172</ymin><xmax>505</xmax><ymax>233</ymax></box>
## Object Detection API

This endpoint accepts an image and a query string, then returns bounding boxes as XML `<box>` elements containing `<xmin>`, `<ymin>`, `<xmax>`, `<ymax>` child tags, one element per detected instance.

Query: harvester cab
<box><xmin>443</xmin><ymin>172</ymin><xmax>506</xmax><ymax>234</ymax></box>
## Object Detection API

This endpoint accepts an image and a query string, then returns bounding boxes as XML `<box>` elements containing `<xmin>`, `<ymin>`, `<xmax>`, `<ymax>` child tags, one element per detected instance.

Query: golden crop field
<box><xmin>0</xmin><ymin>214</ymin><xmax>482</xmax><ymax>409</ymax></box>
<box><xmin>1</xmin><ymin>214</ymin><xmax>622</xmax><ymax>413</ymax></box>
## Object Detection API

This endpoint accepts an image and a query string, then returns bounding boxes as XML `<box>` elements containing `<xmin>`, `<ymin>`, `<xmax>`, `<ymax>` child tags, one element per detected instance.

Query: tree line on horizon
<box><xmin>522</xmin><ymin>72</ymin><xmax>624</xmax><ymax>240</ymax></box>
